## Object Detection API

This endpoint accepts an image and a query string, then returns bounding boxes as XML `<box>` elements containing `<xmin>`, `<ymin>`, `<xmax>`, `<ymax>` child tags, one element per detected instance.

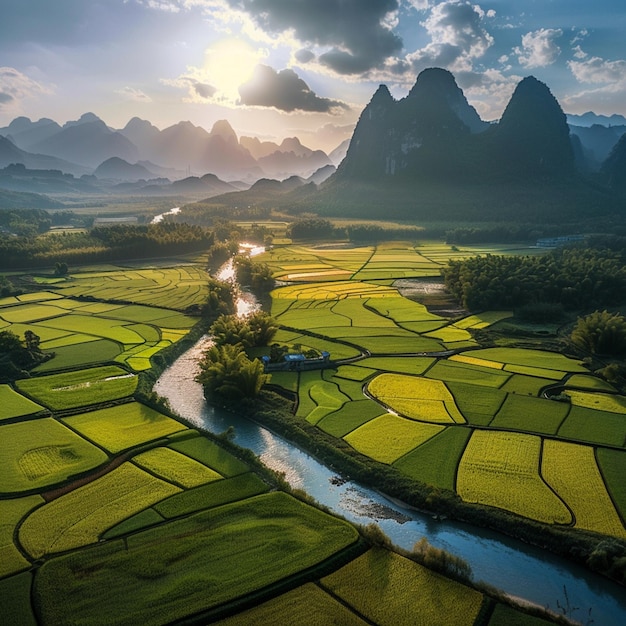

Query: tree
<box><xmin>196</xmin><ymin>343</ymin><xmax>268</xmax><ymax>399</ymax></box>
<box><xmin>570</xmin><ymin>310</ymin><xmax>626</xmax><ymax>355</ymax></box>
<box><xmin>247</xmin><ymin>311</ymin><xmax>278</xmax><ymax>346</ymax></box>
<box><xmin>54</xmin><ymin>261</ymin><xmax>69</xmax><ymax>276</ymax></box>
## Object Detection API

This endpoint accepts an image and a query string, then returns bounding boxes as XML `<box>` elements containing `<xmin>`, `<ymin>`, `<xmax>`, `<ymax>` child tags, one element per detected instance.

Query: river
<box><xmin>152</xmin><ymin>241</ymin><xmax>626</xmax><ymax>624</ymax></box>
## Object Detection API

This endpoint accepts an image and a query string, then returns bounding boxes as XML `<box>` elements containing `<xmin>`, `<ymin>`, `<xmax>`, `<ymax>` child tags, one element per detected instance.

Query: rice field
<box><xmin>393</xmin><ymin>427</ymin><xmax>471</xmax><ymax>491</ymax></box>
<box><xmin>368</xmin><ymin>373</ymin><xmax>465</xmax><ymax>424</ymax></box>
<box><xmin>320</xmin><ymin>548</ymin><xmax>483</xmax><ymax>626</ymax></box>
<box><xmin>19</xmin><ymin>462</ymin><xmax>181</xmax><ymax>558</ymax></box>
<box><xmin>597</xmin><ymin>448</ymin><xmax>626</xmax><ymax>524</ymax></box>
<box><xmin>489</xmin><ymin>394</ymin><xmax>570</xmax><ymax>435</ymax></box>
<box><xmin>0</xmin><ymin>496</ymin><xmax>44</xmax><ymax>578</ymax></box>
<box><xmin>557</xmin><ymin>406</ymin><xmax>626</xmax><ymax>447</ymax></box>
<box><xmin>344</xmin><ymin>413</ymin><xmax>445</xmax><ymax>464</ymax></box>
<box><xmin>0</xmin><ymin>385</ymin><xmax>45</xmax><ymax>420</ymax></box>
<box><xmin>33</xmin><ymin>492</ymin><xmax>359</xmax><ymax>626</ymax></box>
<box><xmin>456</xmin><ymin>431</ymin><xmax>571</xmax><ymax>524</ymax></box>
<box><xmin>0</xmin><ymin>417</ymin><xmax>109</xmax><ymax>492</ymax></box>
<box><xmin>542</xmin><ymin>441</ymin><xmax>626</xmax><ymax>538</ymax></box>
<box><xmin>62</xmin><ymin>402</ymin><xmax>186</xmax><ymax>453</ymax></box>
<box><xmin>15</xmin><ymin>365</ymin><xmax>137</xmax><ymax>410</ymax></box>
<box><xmin>55</xmin><ymin>266</ymin><xmax>211</xmax><ymax>310</ymax></box>
<box><xmin>132</xmin><ymin>446</ymin><xmax>223</xmax><ymax>488</ymax></box>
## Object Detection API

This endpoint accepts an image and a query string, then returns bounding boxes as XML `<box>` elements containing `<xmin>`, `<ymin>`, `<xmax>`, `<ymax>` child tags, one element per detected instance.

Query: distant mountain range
<box><xmin>0</xmin><ymin>113</ymin><xmax>344</xmax><ymax>191</ymax></box>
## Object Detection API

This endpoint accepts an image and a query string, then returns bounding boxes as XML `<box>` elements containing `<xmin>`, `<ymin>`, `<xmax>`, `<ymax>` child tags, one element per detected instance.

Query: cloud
<box><xmin>295</xmin><ymin>49</ymin><xmax>315</xmax><ymax>64</ymax></box>
<box><xmin>514</xmin><ymin>28</ymin><xmax>562</xmax><ymax>69</ymax></box>
<box><xmin>563</xmin><ymin>55</ymin><xmax>626</xmax><ymax>114</ymax></box>
<box><xmin>222</xmin><ymin>0</ymin><xmax>403</xmax><ymax>75</ymax></box>
<box><xmin>115</xmin><ymin>86</ymin><xmax>153</xmax><ymax>102</ymax></box>
<box><xmin>0</xmin><ymin>67</ymin><xmax>51</xmax><ymax>111</ymax></box>
<box><xmin>162</xmin><ymin>74</ymin><xmax>218</xmax><ymax>102</ymax></box>
<box><xmin>137</xmin><ymin>0</ymin><xmax>181</xmax><ymax>11</ymax></box>
<box><xmin>455</xmin><ymin>68</ymin><xmax>522</xmax><ymax>121</ymax></box>
<box><xmin>568</xmin><ymin>56</ymin><xmax>626</xmax><ymax>85</ymax></box>
<box><xmin>400</xmin><ymin>1</ymin><xmax>494</xmax><ymax>75</ymax></box>
<box><xmin>238</xmin><ymin>64</ymin><xmax>349</xmax><ymax>113</ymax></box>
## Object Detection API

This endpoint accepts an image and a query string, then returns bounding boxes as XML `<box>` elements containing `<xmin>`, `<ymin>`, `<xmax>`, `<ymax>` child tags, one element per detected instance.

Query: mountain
<box><xmin>0</xmin><ymin>186</ymin><xmax>63</xmax><ymax>209</ymax></box>
<box><xmin>120</xmin><ymin>117</ymin><xmax>162</xmax><ymax>161</ymax></box>
<box><xmin>567</xmin><ymin>112</ymin><xmax>626</xmax><ymax>127</ymax></box>
<box><xmin>569</xmin><ymin>124</ymin><xmax>626</xmax><ymax>169</ymax></box>
<box><xmin>29</xmin><ymin>114</ymin><xmax>138</xmax><ymax>168</ymax></box>
<box><xmin>239</xmin><ymin>136</ymin><xmax>282</xmax><ymax>160</ymax></box>
<box><xmin>334</xmin><ymin>68</ymin><xmax>489</xmax><ymax>182</ymax></box>
<box><xmin>602</xmin><ymin>133</ymin><xmax>626</xmax><ymax>194</ymax></box>
<box><xmin>306</xmin><ymin>68</ymin><xmax>621</xmax><ymax>221</ymax></box>
<box><xmin>93</xmin><ymin>157</ymin><xmax>154</xmax><ymax>181</ymax></box>
<box><xmin>0</xmin><ymin>135</ymin><xmax>89</xmax><ymax>176</ymax></box>
<box><xmin>171</xmin><ymin>173</ymin><xmax>237</xmax><ymax>195</ymax></box>
<box><xmin>0</xmin><ymin>117</ymin><xmax>62</xmax><ymax>150</ymax></box>
<box><xmin>328</xmin><ymin>139</ymin><xmax>350</xmax><ymax>166</ymax></box>
<box><xmin>307</xmin><ymin>164</ymin><xmax>336</xmax><ymax>185</ymax></box>
<box><xmin>490</xmin><ymin>75</ymin><xmax>575</xmax><ymax>178</ymax></box>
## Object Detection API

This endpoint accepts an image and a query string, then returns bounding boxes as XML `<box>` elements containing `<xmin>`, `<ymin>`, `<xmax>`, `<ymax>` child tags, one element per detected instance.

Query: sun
<box><xmin>203</xmin><ymin>39</ymin><xmax>266</xmax><ymax>103</ymax></box>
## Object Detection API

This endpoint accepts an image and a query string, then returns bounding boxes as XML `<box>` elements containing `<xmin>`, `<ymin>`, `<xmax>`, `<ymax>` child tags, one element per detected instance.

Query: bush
<box><xmin>571</xmin><ymin>310</ymin><xmax>626</xmax><ymax>355</ymax></box>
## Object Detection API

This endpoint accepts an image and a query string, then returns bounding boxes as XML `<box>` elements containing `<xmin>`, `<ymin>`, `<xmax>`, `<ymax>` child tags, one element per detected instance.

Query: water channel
<box><xmin>152</xmin><ymin>247</ymin><xmax>626</xmax><ymax>625</ymax></box>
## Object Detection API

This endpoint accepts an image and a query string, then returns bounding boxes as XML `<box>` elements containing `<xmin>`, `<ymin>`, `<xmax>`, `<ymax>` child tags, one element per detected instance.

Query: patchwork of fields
<box><xmin>0</xmin><ymin>248</ymin><xmax>619</xmax><ymax>625</ymax></box>
<box><xmin>259</xmin><ymin>243</ymin><xmax>626</xmax><ymax>540</ymax></box>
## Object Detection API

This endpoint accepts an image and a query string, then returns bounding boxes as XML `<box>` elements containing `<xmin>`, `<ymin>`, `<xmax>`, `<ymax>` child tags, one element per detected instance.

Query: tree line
<box><xmin>0</xmin><ymin>222</ymin><xmax>215</xmax><ymax>269</ymax></box>
<box><xmin>443</xmin><ymin>244</ymin><xmax>626</xmax><ymax>312</ymax></box>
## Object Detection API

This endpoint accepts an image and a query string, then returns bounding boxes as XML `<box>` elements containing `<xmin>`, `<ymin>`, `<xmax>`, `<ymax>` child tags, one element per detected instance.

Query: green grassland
<box><xmin>0</xmin><ymin>496</ymin><xmax>44</xmax><ymax>578</ymax></box>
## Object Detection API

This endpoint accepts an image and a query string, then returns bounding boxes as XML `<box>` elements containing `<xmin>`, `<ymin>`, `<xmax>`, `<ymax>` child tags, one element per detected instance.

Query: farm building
<box><xmin>262</xmin><ymin>352</ymin><xmax>331</xmax><ymax>372</ymax></box>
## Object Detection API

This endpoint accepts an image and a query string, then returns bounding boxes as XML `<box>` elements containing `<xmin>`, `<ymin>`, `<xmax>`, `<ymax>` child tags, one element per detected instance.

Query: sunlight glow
<box><xmin>203</xmin><ymin>39</ymin><xmax>267</xmax><ymax>102</ymax></box>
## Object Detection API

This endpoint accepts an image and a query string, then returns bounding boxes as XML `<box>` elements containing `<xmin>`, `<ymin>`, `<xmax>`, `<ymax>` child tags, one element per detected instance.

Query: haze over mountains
<box><xmin>0</xmin><ymin>67</ymin><xmax>625</xmax><ymax>219</ymax></box>
<box><xmin>0</xmin><ymin>113</ymin><xmax>338</xmax><ymax>187</ymax></box>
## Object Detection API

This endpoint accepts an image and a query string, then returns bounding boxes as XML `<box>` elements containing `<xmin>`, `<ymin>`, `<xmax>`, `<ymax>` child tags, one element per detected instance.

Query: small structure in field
<box><xmin>262</xmin><ymin>351</ymin><xmax>331</xmax><ymax>372</ymax></box>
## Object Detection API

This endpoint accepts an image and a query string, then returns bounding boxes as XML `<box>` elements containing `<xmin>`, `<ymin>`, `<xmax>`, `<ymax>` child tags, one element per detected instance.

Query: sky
<box><xmin>1</xmin><ymin>0</ymin><xmax>625</xmax><ymax>152</ymax></box>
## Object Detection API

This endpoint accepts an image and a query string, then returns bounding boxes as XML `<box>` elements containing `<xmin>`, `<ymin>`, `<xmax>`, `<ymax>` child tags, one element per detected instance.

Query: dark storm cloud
<box><xmin>238</xmin><ymin>65</ymin><xmax>349</xmax><ymax>112</ymax></box>
<box><xmin>0</xmin><ymin>92</ymin><xmax>15</xmax><ymax>104</ymax></box>
<box><xmin>295</xmin><ymin>49</ymin><xmax>316</xmax><ymax>64</ymax></box>
<box><xmin>228</xmin><ymin>0</ymin><xmax>403</xmax><ymax>74</ymax></box>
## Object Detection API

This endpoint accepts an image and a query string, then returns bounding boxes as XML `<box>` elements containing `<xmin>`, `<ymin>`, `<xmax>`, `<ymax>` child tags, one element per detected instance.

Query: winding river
<box><xmin>151</xmin><ymin>245</ymin><xmax>626</xmax><ymax>625</ymax></box>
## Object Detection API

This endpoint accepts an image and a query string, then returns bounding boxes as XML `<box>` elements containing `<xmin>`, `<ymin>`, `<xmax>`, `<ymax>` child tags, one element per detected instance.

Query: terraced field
<box><xmin>262</xmin><ymin>243</ymin><xmax>626</xmax><ymax>539</ymax></box>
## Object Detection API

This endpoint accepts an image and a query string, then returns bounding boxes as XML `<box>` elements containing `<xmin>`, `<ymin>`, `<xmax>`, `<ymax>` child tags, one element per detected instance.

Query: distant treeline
<box><xmin>286</xmin><ymin>218</ymin><xmax>422</xmax><ymax>242</ymax></box>
<box><xmin>443</xmin><ymin>243</ymin><xmax>626</xmax><ymax>311</ymax></box>
<box><xmin>445</xmin><ymin>224</ymin><xmax>565</xmax><ymax>244</ymax></box>
<box><xmin>172</xmin><ymin>203</ymin><xmax>272</xmax><ymax>225</ymax></box>
<box><xmin>0</xmin><ymin>223</ymin><xmax>215</xmax><ymax>269</ymax></box>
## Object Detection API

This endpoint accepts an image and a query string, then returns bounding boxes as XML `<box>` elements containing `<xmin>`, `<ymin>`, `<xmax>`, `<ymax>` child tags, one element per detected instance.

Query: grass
<box><xmin>0</xmin><ymin>496</ymin><xmax>44</xmax><ymax>578</ymax></box>
<box><xmin>456</xmin><ymin>431</ymin><xmax>571</xmax><ymax>524</ymax></box>
<box><xmin>353</xmin><ymin>356</ymin><xmax>435</xmax><ymax>376</ymax></box>
<box><xmin>557</xmin><ymin>406</ymin><xmax>626</xmax><ymax>447</ymax></box>
<box><xmin>489</xmin><ymin>395</ymin><xmax>570</xmax><ymax>435</ymax></box>
<box><xmin>0</xmin><ymin>384</ymin><xmax>44</xmax><ymax>420</ymax></box>
<box><xmin>101</xmin><ymin>508</ymin><xmax>165</xmax><ymax>540</ymax></box>
<box><xmin>596</xmin><ymin>448</ymin><xmax>626</xmax><ymax>525</ymax></box>
<box><xmin>488</xmin><ymin>603</ymin><xmax>557</xmax><ymax>625</ymax></box>
<box><xmin>565</xmin><ymin>374</ymin><xmax>616</xmax><ymax>392</ymax></box>
<box><xmin>321</xmin><ymin>548</ymin><xmax>483</xmax><ymax>626</ymax></box>
<box><xmin>33</xmin><ymin>339</ymin><xmax>122</xmax><ymax>372</ymax></box>
<box><xmin>33</xmin><ymin>492</ymin><xmax>359</xmax><ymax>626</ymax></box>
<box><xmin>393</xmin><ymin>427</ymin><xmax>471</xmax><ymax>492</ymax></box>
<box><xmin>168</xmin><ymin>435</ymin><xmax>250</xmax><ymax>476</ymax></box>
<box><xmin>132</xmin><ymin>447</ymin><xmax>223</xmax><ymax>488</ymax></box>
<box><xmin>500</xmin><ymin>375</ymin><xmax>552</xmax><ymax>397</ymax></box>
<box><xmin>154</xmin><ymin>473</ymin><xmax>271</xmax><ymax>519</ymax></box>
<box><xmin>368</xmin><ymin>373</ymin><xmax>465</xmax><ymax>424</ymax></box>
<box><xmin>62</xmin><ymin>403</ymin><xmax>186</xmax><ymax>454</ymax></box>
<box><xmin>19</xmin><ymin>462</ymin><xmax>181</xmax><ymax>558</ymax></box>
<box><xmin>15</xmin><ymin>365</ymin><xmax>137</xmax><ymax>410</ymax></box>
<box><xmin>461</xmin><ymin>348</ymin><xmax>587</xmax><ymax>373</ymax></box>
<box><xmin>542</xmin><ymin>441</ymin><xmax>626</xmax><ymax>539</ymax></box>
<box><xmin>565</xmin><ymin>390</ymin><xmax>626</xmax><ymax>414</ymax></box>
<box><xmin>212</xmin><ymin>582</ymin><xmax>368</xmax><ymax>626</ymax></box>
<box><xmin>445</xmin><ymin>382</ymin><xmax>507</xmax><ymax>426</ymax></box>
<box><xmin>426</xmin><ymin>360</ymin><xmax>511</xmax><ymax>388</ymax></box>
<box><xmin>344</xmin><ymin>413</ymin><xmax>445</xmax><ymax>464</ymax></box>
<box><xmin>0</xmin><ymin>572</ymin><xmax>38</xmax><ymax>626</ymax></box>
<box><xmin>317</xmin><ymin>400</ymin><xmax>385</xmax><ymax>437</ymax></box>
<box><xmin>0</xmin><ymin>417</ymin><xmax>109</xmax><ymax>493</ymax></box>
